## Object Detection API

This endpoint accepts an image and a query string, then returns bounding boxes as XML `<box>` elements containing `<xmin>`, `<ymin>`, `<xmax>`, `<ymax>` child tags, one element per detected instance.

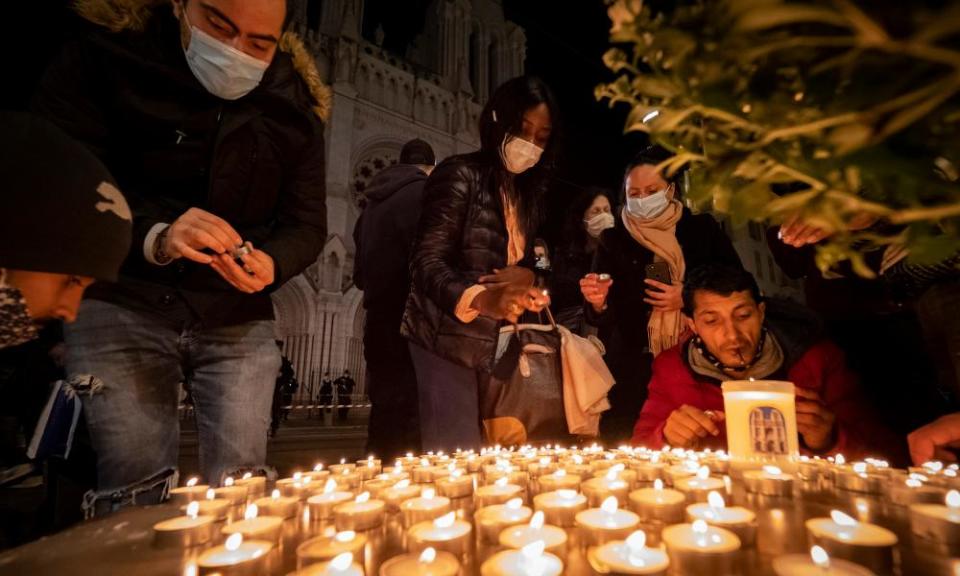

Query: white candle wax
<box><xmin>742</xmin><ymin>465</ymin><xmax>795</xmax><ymax>497</ymax></box>
<box><xmin>296</xmin><ymin>530</ymin><xmax>366</xmax><ymax>569</ymax></box>
<box><xmin>722</xmin><ymin>380</ymin><xmax>799</xmax><ymax>469</ymax></box>
<box><xmin>575</xmin><ymin>496</ymin><xmax>641</xmax><ymax>547</ymax></box>
<box><xmin>475</xmin><ymin>498</ymin><xmax>533</xmax><ymax>544</ymax></box>
<box><xmin>533</xmin><ymin>489</ymin><xmax>588</xmax><ymax>528</ymax></box>
<box><xmin>587</xmin><ymin>530</ymin><xmax>670</xmax><ymax>576</ymax></box>
<box><xmin>407</xmin><ymin>512</ymin><xmax>473</xmax><ymax>557</ymax></box>
<box><xmin>400</xmin><ymin>488</ymin><xmax>452</xmax><ymax>527</ymax></box>
<box><xmin>197</xmin><ymin>533</ymin><xmax>272</xmax><ymax>576</ymax></box>
<box><xmin>379</xmin><ymin>547</ymin><xmax>460</xmax><ymax>576</ymax></box>
<box><xmin>685</xmin><ymin>491</ymin><xmax>756</xmax><ymax>546</ymax></box>
<box><xmin>480</xmin><ymin>541</ymin><xmax>564</xmax><ymax>576</ymax></box>
<box><xmin>628</xmin><ymin>479</ymin><xmax>686</xmax><ymax>524</ymax></box>
<box><xmin>806</xmin><ymin>510</ymin><xmax>897</xmax><ymax>574</ymax></box>
<box><xmin>297</xmin><ymin>551</ymin><xmax>364</xmax><ymax>576</ymax></box>
<box><xmin>499</xmin><ymin>511</ymin><xmax>568</xmax><ymax>558</ymax></box>
<box><xmin>674</xmin><ymin>466</ymin><xmax>725</xmax><ymax>502</ymax></box>
<box><xmin>772</xmin><ymin>545</ymin><xmax>874</xmax><ymax>576</ymax></box>
<box><xmin>222</xmin><ymin>504</ymin><xmax>283</xmax><ymax>543</ymax></box>
<box><xmin>308</xmin><ymin>479</ymin><xmax>354</xmax><ymax>521</ymax></box>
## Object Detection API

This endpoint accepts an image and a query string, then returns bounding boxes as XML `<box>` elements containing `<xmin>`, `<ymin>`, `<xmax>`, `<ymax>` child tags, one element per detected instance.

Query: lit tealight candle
<box><xmin>153</xmin><ymin>501</ymin><xmax>215</xmax><ymax>548</ymax></box>
<box><xmin>197</xmin><ymin>533</ymin><xmax>272</xmax><ymax>576</ymax></box>
<box><xmin>481</xmin><ymin>540</ymin><xmax>563</xmax><ymax>576</ymax></box>
<box><xmin>772</xmin><ymin>545</ymin><xmax>874</xmax><ymax>576</ymax></box>
<box><xmin>910</xmin><ymin>489</ymin><xmax>960</xmax><ymax>551</ymax></box>
<box><xmin>742</xmin><ymin>465</ymin><xmax>795</xmax><ymax>497</ymax></box>
<box><xmin>297</xmin><ymin>529</ymin><xmax>367</xmax><ymax>569</ymax></box>
<box><xmin>475</xmin><ymin>477</ymin><xmax>523</xmax><ymax>509</ymax></box>
<box><xmin>582</xmin><ymin>468</ymin><xmax>631</xmax><ymax>507</ymax></box>
<box><xmin>888</xmin><ymin>477</ymin><xmax>943</xmax><ymax>507</ymax></box>
<box><xmin>333</xmin><ymin>491</ymin><xmax>385</xmax><ymax>531</ymax></box>
<box><xmin>401</xmin><ymin>488</ymin><xmax>452</xmax><ymax>527</ymax></box>
<box><xmin>587</xmin><ymin>530</ymin><xmax>670</xmax><ymax>576</ymax></box>
<box><xmin>357</xmin><ymin>457</ymin><xmax>382</xmax><ymax>480</ymax></box>
<box><xmin>222</xmin><ymin>503</ymin><xmax>283</xmax><ymax>544</ymax></box>
<box><xmin>408</xmin><ymin>511</ymin><xmax>473</xmax><ymax>557</ymax></box>
<box><xmin>380</xmin><ymin>547</ymin><xmax>460</xmax><ymax>576</ymax></box>
<box><xmin>193</xmin><ymin>488</ymin><xmax>231</xmax><ymax>522</ymax></box>
<box><xmin>254</xmin><ymin>488</ymin><xmax>299</xmax><ymax>519</ymax></box>
<box><xmin>628</xmin><ymin>479</ymin><xmax>686</xmax><ymax>525</ymax></box>
<box><xmin>499</xmin><ymin>511</ymin><xmax>568</xmax><ymax>558</ymax></box>
<box><xmin>686</xmin><ymin>491</ymin><xmax>756</xmax><ymax>546</ymax></box>
<box><xmin>806</xmin><ymin>510</ymin><xmax>897</xmax><ymax>574</ymax></box>
<box><xmin>476</xmin><ymin>497</ymin><xmax>533</xmax><ymax>544</ymax></box>
<box><xmin>661</xmin><ymin>519</ymin><xmax>741</xmax><ymax>576</ymax></box>
<box><xmin>308</xmin><ymin>479</ymin><xmax>354</xmax><ymax>521</ymax></box>
<box><xmin>234</xmin><ymin>473</ymin><xmax>266</xmax><ymax>498</ymax></box>
<box><xmin>169</xmin><ymin>477</ymin><xmax>209</xmax><ymax>506</ymax></box>
<box><xmin>575</xmin><ymin>496</ymin><xmax>641</xmax><ymax>547</ymax></box>
<box><xmin>214</xmin><ymin>476</ymin><xmax>249</xmax><ymax>506</ymax></box>
<box><xmin>435</xmin><ymin>468</ymin><xmax>474</xmax><ymax>500</ymax></box>
<box><xmin>382</xmin><ymin>478</ymin><xmax>422</xmax><ymax>513</ymax></box>
<box><xmin>533</xmin><ymin>489</ymin><xmax>588</xmax><ymax>528</ymax></box>
<box><xmin>278</xmin><ymin>473</ymin><xmax>315</xmax><ymax>501</ymax></box>
<box><xmin>630</xmin><ymin>454</ymin><xmax>666</xmax><ymax>483</ymax></box>
<box><xmin>835</xmin><ymin>462</ymin><xmax>884</xmax><ymax>495</ymax></box>
<box><xmin>674</xmin><ymin>466</ymin><xmax>725</xmax><ymax>503</ymax></box>
<box><xmin>413</xmin><ymin>458</ymin><xmax>435</xmax><ymax>484</ymax></box>
<box><xmin>298</xmin><ymin>551</ymin><xmax>364</xmax><ymax>576</ymax></box>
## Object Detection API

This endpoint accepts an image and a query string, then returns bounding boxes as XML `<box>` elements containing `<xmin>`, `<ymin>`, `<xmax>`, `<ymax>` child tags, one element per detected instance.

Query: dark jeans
<box><xmin>365</xmin><ymin>313</ymin><xmax>421</xmax><ymax>458</ymax></box>
<box><xmin>63</xmin><ymin>298</ymin><xmax>279</xmax><ymax>515</ymax></box>
<box><xmin>408</xmin><ymin>342</ymin><xmax>483</xmax><ymax>452</ymax></box>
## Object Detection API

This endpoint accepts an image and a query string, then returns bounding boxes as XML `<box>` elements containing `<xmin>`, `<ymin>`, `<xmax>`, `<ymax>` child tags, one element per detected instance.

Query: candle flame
<box><xmin>557</xmin><ymin>489</ymin><xmax>577</xmax><ymax>500</ymax></box>
<box><xmin>925</xmin><ymin>461</ymin><xmax>945</xmax><ymax>473</ymax></box>
<box><xmin>186</xmin><ymin>501</ymin><xmax>200</xmax><ymax>519</ymax></box>
<box><xmin>521</xmin><ymin>540</ymin><xmax>545</xmax><ymax>560</ymax></box>
<box><xmin>313</xmin><ymin>462</ymin><xmax>324</xmax><ymax>472</ymax></box>
<box><xmin>707</xmin><ymin>491</ymin><xmax>726</xmax><ymax>509</ymax></box>
<box><xmin>355</xmin><ymin>491</ymin><xmax>371</xmax><ymax>503</ymax></box>
<box><xmin>340</xmin><ymin>458</ymin><xmax>346</xmax><ymax>465</ymax></box>
<box><xmin>906</xmin><ymin>479</ymin><xmax>923</xmax><ymax>488</ymax></box>
<box><xmin>225</xmin><ymin>533</ymin><xmax>243</xmax><ymax>551</ymax></box>
<box><xmin>451</xmin><ymin>469</ymin><xmax>463</xmax><ymax>479</ymax></box>
<box><xmin>835</xmin><ymin>454</ymin><xmax>846</xmax><ymax>466</ymax></box>
<box><xmin>324</xmin><ymin>479</ymin><xmax>337</xmax><ymax>494</ymax></box>
<box><xmin>539</xmin><ymin>457</ymin><xmax>551</xmax><ymax>466</ymax></box>
<box><xmin>335</xmin><ymin>531</ymin><xmax>356</xmax><ymax>543</ymax></box>
<box><xmin>830</xmin><ymin>510</ymin><xmax>857</xmax><ymax>526</ymax></box>
<box><xmin>242</xmin><ymin>472</ymin><xmax>252</xmax><ymax>480</ymax></box>
<box><xmin>224</xmin><ymin>477</ymin><xmax>234</xmax><ymax>487</ymax></box>
<box><xmin>186</xmin><ymin>477</ymin><xmax>199</xmax><ymax>488</ymax></box>
<box><xmin>396</xmin><ymin>479</ymin><xmax>411</xmax><ymax>489</ymax></box>
<box><xmin>612</xmin><ymin>463</ymin><xmax>626</xmax><ymax>473</ymax></box>
<box><xmin>420</xmin><ymin>458</ymin><xmax>430</xmax><ymax>468</ymax></box>
<box><xmin>495</xmin><ymin>477</ymin><xmax>509</xmax><ymax>487</ymax></box>
<box><xmin>293</xmin><ymin>471</ymin><xmax>303</xmax><ymax>481</ymax></box>
<box><xmin>601</xmin><ymin>496</ymin><xmax>618</xmax><ymax>514</ymax></box>
<box><xmin>434</xmin><ymin>512</ymin><xmax>455</xmax><ymax>528</ymax></box>
<box><xmin>422</xmin><ymin>488</ymin><xmax>436</xmax><ymax>500</ymax></box>
<box><xmin>654</xmin><ymin>479</ymin><xmax>664</xmax><ymax>491</ymax></box>
<box><xmin>206</xmin><ymin>488</ymin><xmax>215</xmax><ymax>500</ymax></box>
<box><xmin>853</xmin><ymin>462</ymin><xmax>867</xmax><ymax>474</ymax></box>
<box><xmin>947</xmin><ymin>490</ymin><xmax>960</xmax><ymax>509</ymax></box>
<box><xmin>605</xmin><ymin>468</ymin><xmax>619</xmax><ymax>481</ymax></box>
<box><xmin>762</xmin><ymin>465</ymin><xmax>782</xmax><ymax>475</ymax></box>
<box><xmin>330</xmin><ymin>552</ymin><xmax>353</xmax><ymax>572</ymax></box>
<box><xmin>419</xmin><ymin>547</ymin><xmax>437</xmax><ymax>564</ymax></box>
<box><xmin>573</xmin><ymin>455</ymin><xmax>584</xmax><ymax>465</ymax></box>
<box><xmin>530</xmin><ymin>511</ymin><xmax>545</xmax><ymax>530</ymax></box>
<box><xmin>271</xmin><ymin>489</ymin><xmax>281</xmax><ymax>500</ymax></box>
<box><xmin>626</xmin><ymin>530</ymin><xmax>646</xmax><ymax>553</ymax></box>
<box><xmin>506</xmin><ymin>498</ymin><xmax>523</xmax><ymax>510</ymax></box>
<box><xmin>811</xmin><ymin>545</ymin><xmax>830</xmax><ymax>568</ymax></box>
<box><xmin>692</xmin><ymin>519</ymin><xmax>708</xmax><ymax>534</ymax></box>
<box><xmin>244</xmin><ymin>504</ymin><xmax>258</xmax><ymax>520</ymax></box>
<box><xmin>696</xmin><ymin>466</ymin><xmax>710</xmax><ymax>480</ymax></box>
<box><xmin>554</xmin><ymin>469</ymin><xmax>566</xmax><ymax>478</ymax></box>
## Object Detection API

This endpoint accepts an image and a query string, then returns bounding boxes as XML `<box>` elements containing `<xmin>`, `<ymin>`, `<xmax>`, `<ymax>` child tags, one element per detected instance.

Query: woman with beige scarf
<box><xmin>578</xmin><ymin>146</ymin><xmax>742</xmax><ymax>443</ymax></box>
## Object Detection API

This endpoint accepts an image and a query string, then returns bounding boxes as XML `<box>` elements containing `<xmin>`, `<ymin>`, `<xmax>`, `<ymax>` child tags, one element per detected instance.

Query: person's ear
<box><xmin>172</xmin><ymin>0</ymin><xmax>184</xmax><ymax>19</ymax></box>
<box><xmin>685</xmin><ymin>315</ymin><xmax>697</xmax><ymax>335</ymax></box>
<box><xmin>758</xmin><ymin>301</ymin><xmax>766</xmax><ymax>322</ymax></box>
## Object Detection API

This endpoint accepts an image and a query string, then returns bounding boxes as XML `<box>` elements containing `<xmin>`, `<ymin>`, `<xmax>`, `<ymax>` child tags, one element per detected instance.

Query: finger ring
<box><xmin>704</xmin><ymin>410</ymin><xmax>716</xmax><ymax>419</ymax></box>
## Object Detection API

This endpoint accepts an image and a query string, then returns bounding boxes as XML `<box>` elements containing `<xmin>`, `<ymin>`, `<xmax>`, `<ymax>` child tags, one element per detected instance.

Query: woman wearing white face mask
<box><xmin>578</xmin><ymin>146</ymin><xmax>742</xmax><ymax>444</ymax></box>
<box><xmin>550</xmin><ymin>187</ymin><xmax>616</xmax><ymax>335</ymax></box>
<box><xmin>402</xmin><ymin>77</ymin><xmax>560</xmax><ymax>452</ymax></box>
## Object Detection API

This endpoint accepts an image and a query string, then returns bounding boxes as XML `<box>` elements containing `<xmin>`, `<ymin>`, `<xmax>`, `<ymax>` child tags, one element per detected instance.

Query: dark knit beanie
<box><xmin>0</xmin><ymin>112</ymin><xmax>132</xmax><ymax>282</ymax></box>
<box><xmin>399</xmin><ymin>138</ymin><xmax>436</xmax><ymax>166</ymax></box>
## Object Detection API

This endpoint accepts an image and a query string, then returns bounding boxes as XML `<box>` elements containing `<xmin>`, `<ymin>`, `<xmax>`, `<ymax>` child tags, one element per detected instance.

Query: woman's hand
<box><xmin>580</xmin><ymin>273</ymin><xmax>613</xmax><ymax>313</ymax></box>
<box><xmin>643</xmin><ymin>279</ymin><xmax>683</xmax><ymax>311</ymax></box>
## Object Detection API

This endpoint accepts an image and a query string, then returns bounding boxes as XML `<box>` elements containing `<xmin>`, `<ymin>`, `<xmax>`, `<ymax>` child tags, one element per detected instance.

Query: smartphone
<box><xmin>645</xmin><ymin>261</ymin><xmax>671</xmax><ymax>287</ymax></box>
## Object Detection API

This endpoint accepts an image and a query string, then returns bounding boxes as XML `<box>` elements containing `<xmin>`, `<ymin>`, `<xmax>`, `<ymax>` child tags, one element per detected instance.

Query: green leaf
<box><xmin>733</xmin><ymin>5</ymin><xmax>849</xmax><ymax>32</ymax></box>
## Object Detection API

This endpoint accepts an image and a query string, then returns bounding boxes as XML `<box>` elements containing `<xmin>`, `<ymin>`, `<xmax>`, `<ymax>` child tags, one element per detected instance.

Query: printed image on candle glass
<box><xmin>750</xmin><ymin>407</ymin><xmax>788</xmax><ymax>455</ymax></box>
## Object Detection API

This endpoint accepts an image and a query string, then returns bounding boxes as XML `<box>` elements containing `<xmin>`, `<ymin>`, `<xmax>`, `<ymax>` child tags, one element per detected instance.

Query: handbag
<box><xmin>480</xmin><ymin>309</ymin><xmax>571</xmax><ymax>445</ymax></box>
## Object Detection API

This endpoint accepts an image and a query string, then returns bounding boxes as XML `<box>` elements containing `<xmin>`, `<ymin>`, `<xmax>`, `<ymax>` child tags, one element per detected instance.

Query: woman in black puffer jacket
<box><xmin>402</xmin><ymin>77</ymin><xmax>561</xmax><ymax>451</ymax></box>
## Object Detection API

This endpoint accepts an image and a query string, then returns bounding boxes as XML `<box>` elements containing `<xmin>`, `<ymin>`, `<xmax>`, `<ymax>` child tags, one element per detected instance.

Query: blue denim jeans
<box><xmin>64</xmin><ymin>298</ymin><xmax>280</xmax><ymax>515</ymax></box>
<box><xmin>408</xmin><ymin>342</ymin><xmax>483</xmax><ymax>452</ymax></box>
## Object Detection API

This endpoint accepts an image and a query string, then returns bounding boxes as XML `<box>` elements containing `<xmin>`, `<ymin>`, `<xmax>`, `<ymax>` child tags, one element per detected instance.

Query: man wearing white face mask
<box><xmin>578</xmin><ymin>146</ymin><xmax>742</xmax><ymax>444</ymax></box>
<box><xmin>33</xmin><ymin>0</ymin><xmax>329</xmax><ymax>515</ymax></box>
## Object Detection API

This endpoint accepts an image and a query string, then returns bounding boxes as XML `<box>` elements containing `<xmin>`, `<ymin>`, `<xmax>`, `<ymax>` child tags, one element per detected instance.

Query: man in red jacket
<box><xmin>633</xmin><ymin>264</ymin><xmax>898</xmax><ymax>461</ymax></box>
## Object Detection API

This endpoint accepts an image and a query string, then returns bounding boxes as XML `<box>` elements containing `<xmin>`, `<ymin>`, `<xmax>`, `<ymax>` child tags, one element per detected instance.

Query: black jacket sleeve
<box><xmin>260</xmin><ymin>125</ymin><xmax>327</xmax><ymax>288</ymax></box>
<box><xmin>409</xmin><ymin>160</ymin><xmax>474</xmax><ymax>316</ymax></box>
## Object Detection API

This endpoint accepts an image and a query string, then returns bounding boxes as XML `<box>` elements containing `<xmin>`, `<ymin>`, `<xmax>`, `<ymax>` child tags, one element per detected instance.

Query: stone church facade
<box><xmin>271</xmin><ymin>0</ymin><xmax>526</xmax><ymax>403</ymax></box>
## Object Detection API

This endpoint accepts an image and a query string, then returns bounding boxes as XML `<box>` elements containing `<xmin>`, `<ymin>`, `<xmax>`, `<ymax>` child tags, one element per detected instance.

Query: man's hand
<box><xmin>210</xmin><ymin>244</ymin><xmax>275</xmax><ymax>293</ymax></box>
<box><xmin>908</xmin><ymin>413</ymin><xmax>960</xmax><ymax>465</ymax></box>
<box><xmin>643</xmin><ymin>279</ymin><xmax>683</xmax><ymax>311</ymax></box>
<box><xmin>580</xmin><ymin>273</ymin><xmax>613</xmax><ymax>313</ymax></box>
<box><xmin>163</xmin><ymin>208</ymin><xmax>243</xmax><ymax>263</ymax></box>
<box><xmin>663</xmin><ymin>405</ymin><xmax>724</xmax><ymax>449</ymax></box>
<box><xmin>795</xmin><ymin>387</ymin><xmax>837</xmax><ymax>451</ymax></box>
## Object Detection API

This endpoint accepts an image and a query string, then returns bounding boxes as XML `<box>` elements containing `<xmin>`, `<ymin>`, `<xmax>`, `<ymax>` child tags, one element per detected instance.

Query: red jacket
<box><xmin>632</xmin><ymin>339</ymin><xmax>903</xmax><ymax>462</ymax></box>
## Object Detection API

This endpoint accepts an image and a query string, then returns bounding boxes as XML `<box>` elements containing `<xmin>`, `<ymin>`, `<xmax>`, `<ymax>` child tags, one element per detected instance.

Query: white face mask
<box><xmin>181</xmin><ymin>11</ymin><xmax>270</xmax><ymax>100</ymax></box>
<box><xmin>500</xmin><ymin>135</ymin><xmax>544</xmax><ymax>174</ymax></box>
<box><xmin>625</xmin><ymin>188</ymin><xmax>670</xmax><ymax>220</ymax></box>
<box><xmin>584</xmin><ymin>212</ymin><xmax>615</xmax><ymax>238</ymax></box>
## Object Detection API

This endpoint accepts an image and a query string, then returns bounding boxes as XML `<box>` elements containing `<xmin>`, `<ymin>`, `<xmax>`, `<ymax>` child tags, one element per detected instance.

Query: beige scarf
<box><xmin>621</xmin><ymin>199</ymin><xmax>685</xmax><ymax>356</ymax></box>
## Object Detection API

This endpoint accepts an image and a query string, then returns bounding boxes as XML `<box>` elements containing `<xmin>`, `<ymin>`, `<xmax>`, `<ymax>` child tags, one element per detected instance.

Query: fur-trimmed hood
<box><xmin>73</xmin><ymin>0</ymin><xmax>331</xmax><ymax>121</ymax></box>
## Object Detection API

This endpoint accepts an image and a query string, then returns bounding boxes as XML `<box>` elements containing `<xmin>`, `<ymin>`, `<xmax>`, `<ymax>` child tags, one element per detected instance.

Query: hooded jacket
<box><xmin>353</xmin><ymin>163</ymin><xmax>429</xmax><ymax>320</ymax></box>
<box><xmin>32</xmin><ymin>0</ymin><xmax>331</xmax><ymax>327</ymax></box>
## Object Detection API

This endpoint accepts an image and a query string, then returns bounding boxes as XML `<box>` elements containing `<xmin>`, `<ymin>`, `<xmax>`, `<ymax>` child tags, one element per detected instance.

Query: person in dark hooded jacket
<box><xmin>353</xmin><ymin>139</ymin><xmax>436</xmax><ymax>458</ymax></box>
<box><xmin>32</xmin><ymin>0</ymin><xmax>328</xmax><ymax>514</ymax></box>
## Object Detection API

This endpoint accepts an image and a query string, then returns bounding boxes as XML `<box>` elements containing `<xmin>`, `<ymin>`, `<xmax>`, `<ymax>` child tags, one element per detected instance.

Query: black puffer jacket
<box><xmin>402</xmin><ymin>153</ymin><xmax>533</xmax><ymax>369</ymax></box>
<box><xmin>32</xmin><ymin>3</ymin><xmax>328</xmax><ymax>327</ymax></box>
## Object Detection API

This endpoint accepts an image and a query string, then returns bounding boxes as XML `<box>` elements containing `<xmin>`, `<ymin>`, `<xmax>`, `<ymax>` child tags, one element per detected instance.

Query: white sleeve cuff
<box><xmin>143</xmin><ymin>223</ymin><xmax>172</xmax><ymax>266</ymax></box>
